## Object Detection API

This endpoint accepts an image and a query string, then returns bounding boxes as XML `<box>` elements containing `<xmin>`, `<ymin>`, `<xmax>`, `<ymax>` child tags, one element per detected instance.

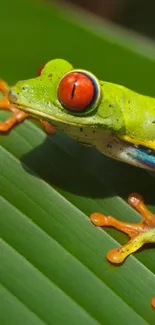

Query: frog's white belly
<box><xmin>97</xmin><ymin>133</ymin><xmax>155</xmax><ymax>171</ymax></box>
<box><xmin>49</xmin><ymin>119</ymin><xmax>155</xmax><ymax>171</ymax></box>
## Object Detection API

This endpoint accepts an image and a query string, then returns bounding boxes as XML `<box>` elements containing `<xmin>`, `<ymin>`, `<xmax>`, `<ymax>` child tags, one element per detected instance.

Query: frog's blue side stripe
<box><xmin>131</xmin><ymin>146</ymin><xmax>155</xmax><ymax>169</ymax></box>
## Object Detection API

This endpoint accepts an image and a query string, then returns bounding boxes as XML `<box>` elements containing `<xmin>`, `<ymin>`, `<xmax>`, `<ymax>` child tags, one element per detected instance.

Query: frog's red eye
<box><xmin>57</xmin><ymin>70</ymin><xmax>101</xmax><ymax>112</ymax></box>
<box><xmin>36</xmin><ymin>63</ymin><xmax>46</xmax><ymax>76</ymax></box>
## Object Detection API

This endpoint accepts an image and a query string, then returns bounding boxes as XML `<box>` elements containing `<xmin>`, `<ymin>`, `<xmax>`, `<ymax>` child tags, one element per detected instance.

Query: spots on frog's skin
<box><xmin>48</xmin><ymin>73</ymin><xmax>52</xmax><ymax>78</ymax></box>
<box><xmin>107</xmin><ymin>143</ymin><xmax>112</xmax><ymax>149</ymax></box>
<box><xmin>144</xmin><ymin>118</ymin><xmax>155</xmax><ymax>125</ymax></box>
<box><xmin>80</xmin><ymin>127</ymin><xmax>83</xmax><ymax>132</ymax></box>
<box><xmin>128</xmin><ymin>100</ymin><xmax>131</xmax><ymax>104</ymax></box>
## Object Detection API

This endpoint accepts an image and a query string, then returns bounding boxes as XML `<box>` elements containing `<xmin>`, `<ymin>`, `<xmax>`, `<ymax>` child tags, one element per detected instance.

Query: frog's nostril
<box><xmin>8</xmin><ymin>89</ymin><xmax>18</xmax><ymax>103</ymax></box>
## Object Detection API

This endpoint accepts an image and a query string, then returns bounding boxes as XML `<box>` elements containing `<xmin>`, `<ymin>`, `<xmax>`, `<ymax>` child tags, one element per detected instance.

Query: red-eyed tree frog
<box><xmin>0</xmin><ymin>59</ymin><xmax>155</xmax><ymax>308</ymax></box>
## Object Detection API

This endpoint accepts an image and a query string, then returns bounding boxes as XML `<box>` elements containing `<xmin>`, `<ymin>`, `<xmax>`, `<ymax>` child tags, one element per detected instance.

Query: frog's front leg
<box><xmin>0</xmin><ymin>80</ymin><xmax>55</xmax><ymax>134</ymax></box>
<box><xmin>0</xmin><ymin>80</ymin><xmax>28</xmax><ymax>131</ymax></box>
<box><xmin>90</xmin><ymin>192</ymin><xmax>155</xmax><ymax>308</ymax></box>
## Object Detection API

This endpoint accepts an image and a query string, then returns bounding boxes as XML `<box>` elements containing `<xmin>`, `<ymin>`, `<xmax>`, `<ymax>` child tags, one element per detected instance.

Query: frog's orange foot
<box><xmin>0</xmin><ymin>108</ymin><xmax>29</xmax><ymax>132</ymax></box>
<box><xmin>0</xmin><ymin>79</ymin><xmax>10</xmax><ymax>111</ymax></box>
<box><xmin>90</xmin><ymin>192</ymin><xmax>155</xmax><ymax>263</ymax></box>
<box><xmin>0</xmin><ymin>79</ymin><xmax>56</xmax><ymax>134</ymax></box>
<box><xmin>0</xmin><ymin>79</ymin><xmax>9</xmax><ymax>97</ymax></box>
<box><xmin>39</xmin><ymin>120</ymin><xmax>56</xmax><ymax>135</ymax></box>
<box><xmin>0</xmin><ymin>79</ymin><xmax>28</xmax><ymax>132</ymax></box>
<box><xmin>151</xmin><ymin>297</ymin><xmax>155</xmax><ymax>309</ymax></box>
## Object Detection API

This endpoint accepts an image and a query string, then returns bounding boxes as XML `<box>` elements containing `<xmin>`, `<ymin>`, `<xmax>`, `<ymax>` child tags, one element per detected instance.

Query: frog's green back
<box><xmin>123</xmin><ymin>88</ymin><xmax>155</xmax><ymax>141</ymax></box>
<box><xmin>100</xmin><ymin>81</ymin><xmax>155</xmax><ymax>142</ymax></box>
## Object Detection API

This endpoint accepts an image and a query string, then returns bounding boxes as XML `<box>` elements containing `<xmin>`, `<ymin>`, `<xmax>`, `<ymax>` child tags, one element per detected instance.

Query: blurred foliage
<box><xmin>62</xmin><ymin>0</ymin><xmax>155</xmax><ymax>40</ymax></box>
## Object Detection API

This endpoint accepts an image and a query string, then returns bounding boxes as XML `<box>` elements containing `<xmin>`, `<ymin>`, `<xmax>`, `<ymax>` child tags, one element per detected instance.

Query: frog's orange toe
<box><xmin>106</xmin><ymin>247</ymin><xmax>125</xmax><ymax>264</ymax></box>
<box><xmin>151</xmin><ymin>297</ymin><xmax>155</xmax><ymax>309</ymax></box>
<box><xmin>128</xmin><ymin>192</ymin><xmax>143</xmax><ymax>208</ymax></box>
<box><xmin>0</xmin><ymin>79</ymin><xmax>9</xmax><ymax>96</ymax></box>
<box><xmin>40</xmin><ymin>120</ymin><xmax>56</xmax><ymax>134</ymax></box>
<box><xmin>90</xmin><ymin>213</ymin><xmax>108</xmax><ymax>226</ymax></box>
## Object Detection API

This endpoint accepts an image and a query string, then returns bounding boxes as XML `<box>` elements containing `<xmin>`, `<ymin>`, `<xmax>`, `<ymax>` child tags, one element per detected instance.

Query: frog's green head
<box><xmin>9</xmin><ymin>59</ymin><xmax>125</xmax><ymax>145</ymax></box>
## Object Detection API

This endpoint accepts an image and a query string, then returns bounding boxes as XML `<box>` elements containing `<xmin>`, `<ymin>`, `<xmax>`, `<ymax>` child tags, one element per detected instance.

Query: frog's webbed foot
<box><xmin>0</xmin><ymin>80</ymin><xmax>28</xmax><ymax>132</ymax></box>
<box><xmin>90</xmin><ymin>192</ymin><xmax>155</xmax><ymax>263</ymax></box>
<box><xmin>0</xmin><ymin>79</ymin><xmax>56</xmax><ymax>134</ymax></box>
<box><xmin>91</xmin><ymin>193</ymin><xmax>155</xmax><ymax>308</ymax></box>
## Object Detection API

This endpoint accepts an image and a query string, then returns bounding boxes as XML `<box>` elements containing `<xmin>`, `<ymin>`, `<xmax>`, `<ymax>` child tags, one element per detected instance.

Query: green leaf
<box><xmin>0</xmin><ymin>1</ymin><xmax>155</xmax><ymax>324</ymax></box>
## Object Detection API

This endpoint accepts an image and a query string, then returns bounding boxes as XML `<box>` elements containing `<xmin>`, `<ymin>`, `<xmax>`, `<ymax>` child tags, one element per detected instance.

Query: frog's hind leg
<box><xmin>90</xmin><ymin>192</ymin><xmax>155</xmax><ymax>263</ymax></box>
<box><xmin>90</xmin><ymin>192</ymin><xmax>155</xmax><ymax>308</ymax></box>
<box><xmin>0</xmin><ymin>79</ymin><xmax>55</xmax><ymax>134</ymax></box>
